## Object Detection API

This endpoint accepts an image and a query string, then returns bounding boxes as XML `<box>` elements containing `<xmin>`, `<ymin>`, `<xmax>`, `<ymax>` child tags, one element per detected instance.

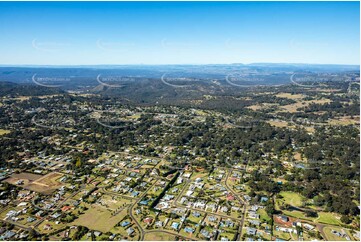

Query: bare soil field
<box><xmin>5</xmin><ymin>172</ymin><xmax>63</xmax><ymax>195</ymax></box>
<box><xmin>275</xmin><ymin>93</ymin><xmax>306</xmax><ymax>100</ymax></box>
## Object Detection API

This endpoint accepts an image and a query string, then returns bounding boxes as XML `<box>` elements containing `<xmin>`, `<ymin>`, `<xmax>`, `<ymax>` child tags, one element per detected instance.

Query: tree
<box><xmin>340</xmin><ymin>215</ymin><xmax>351</xmax><ymax>224</ymax></box>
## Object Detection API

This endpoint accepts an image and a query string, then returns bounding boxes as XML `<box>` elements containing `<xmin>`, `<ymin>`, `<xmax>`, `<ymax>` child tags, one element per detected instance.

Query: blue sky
<box><xmin>0</xmin><ymin>1</ymin><xmax>359</xmax><ymax>65</ymax></box>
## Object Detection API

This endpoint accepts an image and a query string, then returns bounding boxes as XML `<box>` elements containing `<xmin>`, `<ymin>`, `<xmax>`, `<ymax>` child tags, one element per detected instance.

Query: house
<box><xmin>200</xmin><ymin>229</ymin><xmax>211</xmax><ymax>238</ymax></box>
<box><xmin>17</xmin><ymin>202</ymin><xmax>28</xmax><ymax>207</ymax></box>
<box><xmin>221</xmin><ymin>237</ymin><xmax>229</xmax><ymax>241</ymax></box>
<box><xmin>244</xmin><ymin>195</ymin><xmax>252</xmax><ymax>201</ymax></box>
<box><xmin>192</xmin><ymin>211</ymin><xmax>201</xmax><ymax>217</ymax></box>
<box><xmin>176</xmin><ymin>177</ymin><xmax>183</xmax><ymax>184</ymax></box>
<box><xmin>51</xmin><ymin>212</ymin><xmax>62</xmax><ymax>219</ymax></box>
<box><xmin>183</xmin><ymin>173</ymin><xmax>192</xmax><ymax>178</ymax></box>
<box><xmin>184</xmin><ymin>227</ymin><xmax>195</xmax><ymax>233</ymax></box>
<box><xmin>0</xmin><ymin>231</ymin><xmax>16</xmax><ymax>240</ymax></box>
<box><xmin>171</xmin><ymin>222</ymin><xmax>179</xmax><ymax>230</ymax></box>
<box><xmin>94</xmin><ymin>231</ymin><xmax>102</xmax><ymax>237</ymax></box>
<box><xmin>247</xmin><ymin>227</ymin><xmax>257</xmax><ymax>235</ymax></box>
<box><xmin>280</xmin><ymin>215</ymin><xmax>289</xmax><ymax>222</ymax></box>
<box><xmin>126</xmin><ymin>227</ymin><xmax>135</xmax><ymax>236</ymax></box>
<box><xmin>180</xmin><ymin>197</ymin><xmax>187</xmax><ymax>204</ymax></box>
<box><xmin>43</xmin><ymin>224</ymin><xmax>52</xmax><ymax>230</ymax></box>
<box><xmin>303</xmin><ymin>223</ymin><xmax>315</xmax><ymax>230</ymax></box>
<box><xmin>260</xmin><ymin>196</ymin><xmax>268</xmax><ymax>202</ymax></box>
<box><xmin>27</xmin><ymin>217</ymin><xmax>36</xmax><ymax>223</ymax></box>
<box><xmin>186</xmin><ymin>190</ymin><xmax>193</xmax><ymax>197</ymax></box>
<box><xmin>226</xmin><ymin>194</ymin><xmax>235</xmax><ymax>201</ymax></box>
<box><xmin>249</xmin><ymin>220</ymin><xmax>261</xmax><ymax>226</ymax></box>
<box><xmin>121</xmin><ymin>221</ymin><xmax>130</xmax><ymax>227</ymax></box>
<box><xmin>248</xmin><ymin>211</ymin><xmax>260</xmax><ymax>219</ymax></box>
<box><xmin>220</xmin><ymin>206</ymin><xmax>228</xmax><ymax>213</ymax></box>
<box><xmin>155</xmin><ymin>221</ymin><xmax>163</xmax><ymax>227</ymax></box>
<box><xmin>208</xmin><ymin>216</ymin><xmax>217</xmax><ymax>222</ymax></box>
<box><xmin>249</xmin><ymin>205</ymin><xmax>259</xmax><ymax>212</ymax></box>
<box><xmin>61</xmin><ymin>206</ymin><xmax>73</xmax><ymax>212</ymax></box>
<box><xmin>143</xmin><ymin>217</ymin><xmax>153</xmax><ymax>225</ymax></box>
<box><xmin>131</xmin><ymin>191</ymin><xmax>139</xmax><ymax>197</ymax></box>
<box><xmin>139</xmin><ymin>200</ymin><xmax>148</xmax><ymax>205</ymax></box>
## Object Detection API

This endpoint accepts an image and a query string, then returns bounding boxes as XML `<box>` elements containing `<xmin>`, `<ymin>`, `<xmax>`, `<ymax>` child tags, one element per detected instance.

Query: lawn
<box><xmin>279</xmin><ymin>191</ymin><xmax>304</xmax><ymax>207</ymax></box>
<box><xmin>315</xmin><ymin>212</ymin><xmax>341</xmax><ymax>226</ymax></box>
<box><xmin>258</xmin><ymin>208</ymin><xmax>271</xmax><ymax>224</ymax></box>
<box><xmin>273</xmin><ymin>230</ymin><xmax>292</xmax><ymax>240</ymax></box>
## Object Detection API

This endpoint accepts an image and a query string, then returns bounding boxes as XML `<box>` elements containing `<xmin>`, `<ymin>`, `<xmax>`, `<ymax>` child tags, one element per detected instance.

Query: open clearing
<box><xmin>267</xmin><ymin>120</ymin><xmax>290</xmax><ymax>128</ymax></box>
<box><xmin>279</xmin><ymin>191</ymin><xmax>304</xmax><ymax>207</ymax></box>
<box><xmin>278</xmin><ymin>99</ymin><xmax>331</xmax><ymax>113</ymax></box>
<box><xmin>72</xmin><ymin>196</ymin><xmax>132</xmax><ymax>232</ymax></box>
<box><xmin>328</xmin><ymin>116</ymin><xmax>360</xmax><ymax>126</ymax></box>
<box><xmin>4</xmin><ymin>172</ymin><xmax>63</xmax><ymax>194</ymax></box>
<box><xmin>0</xmin><ymin>129</ymin><xmax>10</xmax><ymax>135</ymax></box>
<box><xmin>323</xmin><ymin>226</ymin><xmax>352</xmax><ymax>241</ymax></box>
<box><xmin>144</xmin><ymin>232</ymin><xmax>176</xmax><ymax>241</ymax></box>
<box><xmin>275</xmin><ymin>93</ymin><xmax>306</xmax><ymax>100</ymax></box>
<box><xmin>247</xmin><ymin>103</ymin><xmax>275</xmax><ymax>111</ymax></box>
<box><xmin>315</xmin><ymin>212</ymin><xmax>341</xmax><ymax>225</ymax></box>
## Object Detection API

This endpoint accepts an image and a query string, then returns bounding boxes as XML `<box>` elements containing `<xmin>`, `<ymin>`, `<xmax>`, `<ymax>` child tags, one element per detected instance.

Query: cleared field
<box><xmin>279</xmin><ymin>191</ymin><xmax>304</xmax><ymax>207</ymax></box>
<box><xmin>72</xmin><ymin>197</ymin><xmax>132</xmax><ymax>232</ymax></box>
<box><xmin>266</xmin><ymin>120</ymin><xmax>290</xmax><ymax>128</ymax></box>
<box><xmin>247</xmin><ymin>103</ymin><xmax>275</xmax><ymax>111</ymax></box>
<box><xmin>0</xmin><ymin>129</ymin><xmax>10</xmax><ymax>135</ymax></box>
<box><xmin>275</xmin><ymin>93</ymin><xmax>306</xmax><ymax>100</ymax></box>
<box><xmin>32</xmin><ymin>172</ymin><xmax>63</xmax><ymax>187</ymax></box>
<box><xmin>9</xmin><ymin>172</ymin><xmax>42</xmax><ymax>181</ymax></box>
<box><xmin>328</xmin><ymin>116</ymin><xmax>360</xmax><ymax>126</ymax></box>
<box><xmin>279</xmin><ymin>99</ymin><xmax>331</xmax><ymax>113</ymax></box>
<box><xmin>315</xmin><ymin>212</ymin><xmax>341</xmax><ymax>226</ymax></box>
<box><xmin>4</xmin><ymin>172</ymin><xmax>63</xmax><ymax>194</ymax></box>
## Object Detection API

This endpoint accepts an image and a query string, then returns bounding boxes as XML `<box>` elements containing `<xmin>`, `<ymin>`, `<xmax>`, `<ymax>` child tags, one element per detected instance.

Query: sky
<box><xmin>0</xmin><ymin>1</ymin><xmax>359</xmax><ymax>65</ymax></box>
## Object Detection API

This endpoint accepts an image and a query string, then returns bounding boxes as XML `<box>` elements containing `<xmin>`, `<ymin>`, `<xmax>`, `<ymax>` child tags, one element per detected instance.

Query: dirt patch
<box><xmin>4</xmin><ymin>172</ymin><xmax>63</xmax><ymax>195</ymax></box>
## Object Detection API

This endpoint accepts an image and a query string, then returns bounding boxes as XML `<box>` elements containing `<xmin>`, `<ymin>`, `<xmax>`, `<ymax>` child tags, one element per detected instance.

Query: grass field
<box><xmin>279</xmin><ymin>99</ymin><xmax>331</xmax><ymax>113</ymax></box>
<box><xmin>72</xmin><ymin>197</ymin><xmax>132</xmax><ymax>232</ymax></box>
<box><xmin>273</xmin><ymin>230</ymin><xmax>292</xmax><ymax>240</ymax></box>
<box><xmin>328</xmin><ymin>116</ymin><xmax>360</xmax><ymax>126</ymax></box>
<box><xmin>275</xmin><ymin>93</ymin><xmax>306</xmax><ymax>100</ymax></box>
<box><xmin>144</xmin><ymin>232</ymin><xmax>176</xmax><ymax>241</ymax></box>
<box><xmin>315</xmin><ymin>212</ymin><xmax>341</xmax><ymax>226</ymax></box>
<box><xmin>258</xmin><ymin>208</ymin><xmax>272</xmax><ymax>223</ymax></box>
<box><xmin>279</xmin><ymin>191</ymin><xmax>304</xmax><ymax>207</ymax></box>
<box><xmin>247</xmin><ymin>103</ymin><xmax>276</xmax><ymax>111</ymax></box>
<box><xmin>266</xmin><ymin>120</ymin><xmax>290</xmax><ymax>128</ymax></box>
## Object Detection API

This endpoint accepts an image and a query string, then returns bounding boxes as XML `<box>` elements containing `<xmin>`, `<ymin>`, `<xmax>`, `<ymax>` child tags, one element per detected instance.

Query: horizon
<box><xmin>0</xmin><ymin>1</ymin><xmax>359</xmax><ymax>65</ymax></box>
<box><xmin>0</xmin><ymin>62</ymin><xmax>359</xmax><ymax>67</ymax></box>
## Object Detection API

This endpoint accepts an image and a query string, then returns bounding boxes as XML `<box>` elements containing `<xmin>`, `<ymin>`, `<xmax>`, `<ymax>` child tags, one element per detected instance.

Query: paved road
<box><xmin>128</xmin><ymin>182</ymin><xmax>156</xmax><ymax>240</ymax></box>
<box><xmin>224</xmin><ymin>168</ymin><xmax>247</xmax><ymax>240</ymax></box>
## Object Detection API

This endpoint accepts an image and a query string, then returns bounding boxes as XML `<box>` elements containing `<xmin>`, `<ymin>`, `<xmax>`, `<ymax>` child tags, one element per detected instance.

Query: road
<box><xmin>224</xmin><ymin>168</ymin><xmax>247</xmax><ymax>240</ymax></box>
<box><xmin>128</xmin><ymin>181</ymin><xmax>156</xmax><ymax>240</ymax></box>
